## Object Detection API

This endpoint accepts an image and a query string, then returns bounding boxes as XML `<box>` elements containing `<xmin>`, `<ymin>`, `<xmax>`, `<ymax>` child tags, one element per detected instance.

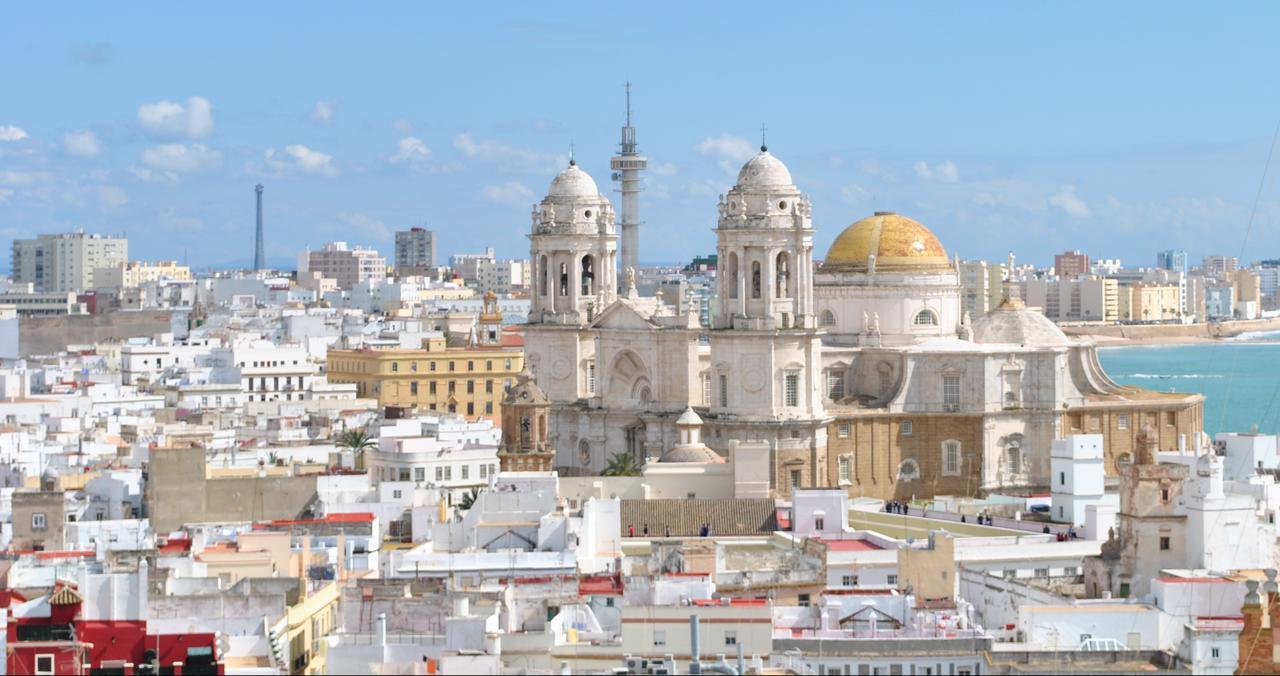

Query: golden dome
<box><xmin>822</xmin><ymin>212</ymin><xmax>950</xmax><ymax>273</ymax></box>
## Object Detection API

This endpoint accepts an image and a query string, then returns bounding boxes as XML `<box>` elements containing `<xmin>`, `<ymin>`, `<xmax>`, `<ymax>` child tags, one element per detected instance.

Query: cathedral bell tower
<box><xmin>529</xmin><ymin>159</ymin><xmax>618</xmax><ymax>326</ymax></box>
<box><xmin>498</xmin><ymin>366</ymin><xmax>554</xmax><ymax>472</ymax></box>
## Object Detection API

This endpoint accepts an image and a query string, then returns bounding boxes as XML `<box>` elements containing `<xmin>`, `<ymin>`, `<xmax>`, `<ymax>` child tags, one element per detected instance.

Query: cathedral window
<box><xmin>837</xmin><ymin>423</ymin><xmax>850</xmax><ymax>438</ymax></box>
<box><xmin>558</xmin><ymin>262</ymin><xmax>569</xmax><ymax>297</ymax></box>
<box><xmin>901</xmin><ymin>420</ymin><xmax>913</xmax><ymax>436</ymax></box>
<box><xmin>827</xmin><ymin>372</ymin><xmax>844</xmax><ymax>400</ymax></box>
<box><xmin>587</xmin><ymin>361</ymin><xmax>596</xmax><ymax>395</ymax></box>
<box><xmin>728</xmin><ymin>253</ymin><xmax>739</xmax><ymax>299</ymax></box>
<box><xmin>579</xmin><ymin>440</ymin><xmax>591</xmax><ymax>465</ymax></box>
<box><xmin>784</xmin><ymin>372</ymin><xmax>800</xmax><ymax>407</ymax></box>
<box><xmin>775</xmin><ymin>252</ymin><xmax>791</xmax><ymax>298</ymax></box>
<box><xmin>898</xmin><ymin>459</ymin><xmax>921</xmax><ymax>481</ymax></box>
<box><xmin>943</xmin><ymin>374</ymin><xmax>961</xmax><ymax>411</ymax></box>
<box><xmin>820</xmin><ymin>310</ymin><xmax>836</xmax><ymax>327</ymax></box>
<box><xmin>581</xmin><ymin>255</ymin><xmax>595</xmax><ymax>295</ymax></box>
<box><xmin>942</xmin><ymin>440</ymin><xmax>961</xmax><ymax>475</ymax></box>
<box><xmin>838</xmin><ymin>456</ymin><xmax>851</xmax><ymax>483</ymax></box>
<box><xmin>1117</xmin><ymin>413</ymin><xmax>1130</xmax><ymax>429</ymax></box>
<box><xmin>701</xmin><ymin>372</ymin><xmax>711</xmax><ymax>406</ymax></box>
<box><xmin>539</xmin><ymin>255</ymin><xmax>548</xmax><ymax>296</ymax></box>
<box><xmin>913</xmin><ymin>309</ymin><xmax>939</xmax><ymax>326</ymax></box>
<box><xmin>751</xmin><ymin>261</ymin><xmax>762</xmax><ymax>299</ymax></box>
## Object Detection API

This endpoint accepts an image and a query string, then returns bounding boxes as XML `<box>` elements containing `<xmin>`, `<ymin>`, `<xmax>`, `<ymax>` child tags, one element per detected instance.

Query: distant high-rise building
<box><xmin>1053</xmin><ymin>250</ymin><xmax>1090</xmax><ymax>279</ymax></box>
<box><xmin>253</xmin><ymin>184</ymin><xmax>265</xmax><ymax>271</ymax></box>
<box><xmin>11</xmin><ymin>231</ymin><xmax>128</xmax><ymax>293</ymax></box>
<box><xmin>958</xmin><ymin>259</ymin><xmax>1006</xmax><ymax>319</ymax></box>
<box><xmin>1202</xmin><ymin>255</ymin><xmax>1239</xmax><ymax>279</ymax></box>
<box><xmin>1156</xmin><ymin>249</ymin><xmax>1188</xmax><ymax>274</ymax></box>
<box><xmin>395</xmin><ymin>227</ymin><xmax>436</xmax><ymax>270</ymax></box>
<box><xmin>450</xmin><ymin>248</ymin><xmax>529</xmax><ymax>294</ymax></box>
<box><xmin>307</xmin><ymin>242</ymin><xmax>387</xmax><ymax>290</ymax></box>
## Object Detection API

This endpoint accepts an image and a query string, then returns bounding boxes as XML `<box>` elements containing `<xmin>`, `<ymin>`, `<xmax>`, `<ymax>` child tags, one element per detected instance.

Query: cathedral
<box><xmin>519</xmin><ymin>136</ymin><xmax>1203</xmax><ymax>500</ymax></box>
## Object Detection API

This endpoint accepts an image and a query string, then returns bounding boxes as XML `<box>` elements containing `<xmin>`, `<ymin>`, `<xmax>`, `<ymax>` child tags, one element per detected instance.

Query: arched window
<box><xmin>558</xmin><ymin>261</ymin><xmax>569</xmax><ymax>297</ymax></box>
<box><xmin>897</xmin><ymin>459</ymin><xmax>920</xmax><ymax>481</ymax></box>
<box><xmin>913</xmin><ymin>309</ymin><xmax>939</xmax><ymax>326</ymax></box>
<box><xmin>539</xmin><ymin>255</ymin><xmax>548</xmax><ymax>296</ymax></box>
<box><xmin>581</xmin><ymin>254</ymin><xmax>595</xmax><ymax>295</ymax></box>
<box><xmin>578</xmin><ymin>439</ymin><xmax>591</xmax><ymax>465</ymax></box>
<box><xmin>751</xmin><ymin>261</ymin><xmax>762</xmax><ymax>299</ymax></box>
<box><xmin>820</xmin><ymin>309</ymin><xmax>836</xmax><ymax>327</ymax></box>
<box><xmin>941</xmin><ymin>440</ymin><xmax>962</xmax><ymax>475</ymax></box>
<box><xmin>728</xmin><ymin>252</ymin><xmax>740</xmax><ymax>299</ymax></box>
<box><xmin>775</xmin><ymin>252</ymin><xmax>791</xmax><ymax>298</ymax></box>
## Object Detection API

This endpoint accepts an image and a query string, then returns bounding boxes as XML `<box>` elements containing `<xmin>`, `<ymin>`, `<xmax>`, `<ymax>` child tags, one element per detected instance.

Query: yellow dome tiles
<box><xmin>822</xmin><ymin>212</ymin><xmax>951</xmax><ymax>273</ymax></box>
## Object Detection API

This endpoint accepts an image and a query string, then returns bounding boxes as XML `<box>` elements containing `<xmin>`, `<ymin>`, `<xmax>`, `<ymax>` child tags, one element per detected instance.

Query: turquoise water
<box><xmin>1097</xmin><ymin>331</ymin><xmax>1280</xmax><ymax>437</ymax></box>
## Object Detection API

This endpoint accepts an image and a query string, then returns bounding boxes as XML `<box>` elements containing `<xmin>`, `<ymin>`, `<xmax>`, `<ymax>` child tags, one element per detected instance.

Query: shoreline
<box><xmin>1087</xmin><ymin>334</ymin><xmax>1226</xmax><ymax>348</ymax></box>
<box><xmin>1063</xmin><ymin>317</ymin><xmax>1280</xmax><ymax>348</ymax></box>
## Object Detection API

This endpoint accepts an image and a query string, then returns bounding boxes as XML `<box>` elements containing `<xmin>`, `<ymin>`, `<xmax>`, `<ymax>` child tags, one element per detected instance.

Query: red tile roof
<box><xmin>818</xmin><ymin>538</ymin><xmax>883</xmax><ymax>551</ymax></box>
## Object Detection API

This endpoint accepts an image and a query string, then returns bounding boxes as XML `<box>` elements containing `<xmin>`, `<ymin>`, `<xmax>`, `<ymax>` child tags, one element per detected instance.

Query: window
<box><xmin>724</xmin><ymin>630</ymin><xmax>738</xmax><ymax>646</ymax></box>
<box><xmin>480</xmin><ymin>464</ymin><xmax>488</xmax><ymax>478</ymax></box>
<box><xmin>901</xmin><ymin>420</ymin><xmax>913</xmax><ymax>436</ymax></box>
<box><xmin>1212</xmin><ymin>647</ymin><xmax>1221</xmax><ymax>659</ymax></box>
<box><xmin>35</xmin><ymin>655</ymin><xmax>54</xmax><ymax>676</ymax></box>
<box><xmin>842</xmin><ymin>574</ymin><xmax>859</xmax><ymax>586</ymax></box>
<box><xmin>468</xmin><ymin>361</ymin><xmax>474</xmax><ymax>372</ymax></box>
<box><xmin>466</xmin><ymin>402</ymin><xmax>474</xmax><ymax>416</ymax></box>
<box><xmin>429</xmin><ymin>382</ymin><xmax>437</xmax><ymax>395</ymax></box>
<box><xmin>719</xmin><ymin>374</ymin><xmax>729</xmax><ymax>407</ymax></box>
<box><xmin>827</xmin><ymin>372</ymin><xmax>844</xmax><ymax>400</ymax></box>
<box><xmin>31</xmin><ymin>512</ymin><xmax>46</xmax><ymax>530</ymax></box>
<box><xmin>784</xmin><ymin>372</ymin><xmax>799</xmax><ymax>407</ymax></box>
<box><xmin>415</xmin><ymin>467</ymin><xmax>425</xmax><ymax>482</ymax></box>
<box><xmin>653</xmin><ymin>630</ymin><xmax>666</xmax><ymax>647</ymax></box>
<box><xmin>898</xmin><ymin>459</ymin><xmax>920</xmax><ymax>481</ymax></box>
<box><xmin>838</xmin><ymin>456</ymin><xmax>851</xmax><ymax>483</ymax></box>
<box><xmin>798</xmin><ymin>593</ymin><xmax>811</xmax><ymax>607</ymax></box>
<box><xmin>429</xmin><ymin>361</ymin><xmax>437</xmax><ymax>372</ymax></box>
<box><xmin>449</xmin><ymin>361</ymin><xmax>455</xmax><ymax>372</ymax></box>
<box><xmin>435</xmin><ymin>467</ymin><xmax>443</xmax><ymax>481</ymax></box>
<box><xmin>461</xmin><ymin>465</ymin><xmax>469</xmax><ymax>480</ymax></box>
<box><xmin>942</xmin><ymin>440</ymin><xmax>961</xmax><ymax>475</ymax></box>
<box><xmin>1159</xmin><ymin>536</ymin><xmax>1171</xmax><ymax>550</ymax></box>
<box><xmin>392</xmin><ymin>489</ymin><xmax>402</xmax><ymax>499</ymax></box>
<box><xmin>790</xmin><ymin>470</ymin><xmax>802</xmax><ymax>491</ymax></box>
<box><xmin>701</xmin><ymin>372</ymin><xmax>711</xmax><ymax>406</ymax></box>
<box><xmin>751</xmin><ymin>260</ymin><xmax>761</xmax><ymax>299</ymax></box>
<box><xmin>444</xmin><ymin>466</ymin><xmax>452</xmax><ymax>480</ymax></box>
<box><xmin>1064</xmin><ymin>566</ymin><xmax>1079</xmax><ymax>576</ymax></box>
<box><xmin>821</xmin><ymin>309</ymin><xmax>836</xmax><ymax>327</ymax></box>
<box><xmin>587</xmin><ymin>362</ymin><xmax>596</xmax><ymax>394</ymax></box>
<box><xmin>943</xmin><ymin>374</ymin><xmax>961</xmax><ymax>410</ymax></box>
<box><xmin>466</xmin><ymin>381</ymin><xmax>475</xmax><ymax>394</ymax></box>
<box><xmin>485</xmin><ymin>380</ymin><xmax>494</xmax><ymax>394</ymax></box>
<box><xmin>1034</xmin><ymin>567</ymin><xmax>1049</xmax><ymax>577</ymax></box>
<box><xmin>887</xmin><ymin>574</ymin><xmax>898</xmax><ymax>586</ymax></box>
<box><xmin>913</xmin><ymin>309</ymin><xmax>939</xmax><ymax>326</ymax></box>
<box><xmin>391</xmin><ymin>362</ymin><xmax>399</xmax><ymax>372</ymax></box>
<box><xmin>1161</xmin><ymin>488</ymin><xmax>1171</xmax><ymax>502</ymax></box>
<box><xmin>837</xmin><ymin>423</ymin><xmax>850</xmax><ymax>439</ymax></box>
<box><xmin>1117</xmin><ymin>413</ymin><xmax>1129</xmax><ymax>429</ymax></box>
<box><xmin>410</xmin><ymin>382</ymin><xmax>418</xmax><ymax>396</ymax></box>
<box><xmin>1060</xmin><ymin>471</ymin><xmax>1066</xmax><ymax>486</ymax></box>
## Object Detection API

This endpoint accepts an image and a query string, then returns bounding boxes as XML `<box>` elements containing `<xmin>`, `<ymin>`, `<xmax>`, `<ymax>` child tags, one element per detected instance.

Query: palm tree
<box><xmin>335</xmin><ymin>427</ymin><xmax>378</xmax><ymax>470</ymax></box>
<box><xmin>602</xmin><ymin>451</ymin><xmax>642</xmax><ymax>477</ymax></box>
<box><xmin>458</xmin><ymin>487</ymin><xmax>481</xmax><ymax>511</ymax></box>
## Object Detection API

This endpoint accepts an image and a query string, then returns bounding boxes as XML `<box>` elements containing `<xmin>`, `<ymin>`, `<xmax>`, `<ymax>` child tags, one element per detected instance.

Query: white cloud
<box><xmin>264</xmin><ymin>144</ymin><xmax>338</xmax><ymax>177</ymax></box>
<box><xmin>390</xmin><ymin>136</ymin><xmax>433</xmax><ymax>166</ymax></box>
<box><xmin>141</xmin><ymin>143</ymin><xmax>223</xmax><ymax>175</ymax></box>
<box><xmin>63</xmin><ymin>130</ymin><xmax>102</xmax><ymax>157</ymax></box>
<box><xmin>481</xmin><ymin>181</ymin><xmax>535</xmax><ymax>205</ymax></box>
<box><xmin>96</xmin><ymin>185</ymin><xmax>128</xmax><ymax>209</ymax></box>
<box><xmin>914</xmin><ymin>160</ymin><xmax>959</xmax><ymax>183</ymax></box>
<box><xmin>137</xmin><ymin>96</ymin><xmax>214</xmax><ymax>138</ymax></box>
<box><xmin>393</xmin><ymin>118</ymin><xmax>414</xmax><ymax>135</ymax></box>
<box><xmin>694</xmin><ymin>134</ymin><xmax>756</xmax><ymax>175</ymax></box>
<box><xmin>651</xmin><ymin>162</ymin><xmax>678</xmax><ymax>177</ymax></box>
<box><xmin>453</xmin><ymin>133</ymin><xmax>558</xmax><ymax>172</ymax></box>
<box><xmin>0</xmin><ymin>125</ymin><xmax>28</xmax><ymax>142</ymax></box>
<box><xmin>1049</xmin><ymin>184</ymin><xmax>1091</xmax><ymax>219</ymax></box>
<box><xmin>969</xmin><ymin>179</ymin><xmax>1047</xmax><ymax>212</ymax></box>
<box><xmin>839</xmin><ymin>184</ymin><xmax>871</xmax><ymax>204</ymax></box>
<box><xmin>311</xmin><ymin>100</ymin><xmax>336</xmax><ymax>125</ymax></box>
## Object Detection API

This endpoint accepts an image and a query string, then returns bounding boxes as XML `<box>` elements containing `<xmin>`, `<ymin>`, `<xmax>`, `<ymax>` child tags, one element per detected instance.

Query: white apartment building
<box><xmin>308</xmin><ymin>242</ymin><xmax>388</xmax><ymax>290</ymax></box>
<box><xmin>958</xmin><ymin>259</ymin><xmax>1005</xmax><ymax>319</ymax></box>
<box><xmin>94</xmin><ymin>260</ymin><xmax>192</xmax><ymax>290</ymax></box>
<box><xmin>211</xmin><ymin>340</ymin><xmax>319</xmax><ymax>403</ymax></box>
<box><xmin>450</xmin><ymin>248</ymin><xmax>530</xmax><ymax>294</ymax></box>
<box><xmin>11</xmin><ymin>231</ymin><xmax>128</xmax><ymax>293</ymax></box>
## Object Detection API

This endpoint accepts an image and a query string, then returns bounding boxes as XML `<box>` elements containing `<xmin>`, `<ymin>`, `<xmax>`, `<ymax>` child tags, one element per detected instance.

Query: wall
<box><xmin>147</xmin><ymin>446</ymin><xmax>318</xmax><ymax>531</ymax></box>
<box><xmin>20</xmin><ymin>311</ymin><xmax>174</xmax><ymax>356</ymax></box>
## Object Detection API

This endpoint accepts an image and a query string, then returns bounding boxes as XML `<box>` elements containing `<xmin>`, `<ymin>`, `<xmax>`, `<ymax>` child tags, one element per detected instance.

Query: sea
<box><xmin>1097</xmin><ymin>330</ymin><xmax>1280</xmax><ymax>437</ymax></box>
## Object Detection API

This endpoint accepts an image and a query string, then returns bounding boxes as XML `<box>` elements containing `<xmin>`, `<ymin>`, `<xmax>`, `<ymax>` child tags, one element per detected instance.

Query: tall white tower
<box><xmin>528</xmin><ymin>160</ymin><xmax>618</xmax><ymax>326</ymax></box>
<box><xmin>611</xmin><ymin>82</ymin><xmax>646</xmax><ymax>286</ymax></box>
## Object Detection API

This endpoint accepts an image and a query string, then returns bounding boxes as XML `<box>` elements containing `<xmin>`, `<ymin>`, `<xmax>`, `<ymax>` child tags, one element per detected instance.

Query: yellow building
<box><xmin>327</xmin><ymin>336</ymin><xmax>523</xmax><ymax>422</ymax></box>
<box><xmin>1118</xmin><ymin>283</ymin><xmax>1181</xmax><ymax>322</ymax></box>
<box><xmin>96</xmin><ymin>260</ymin><xmax>192</xmax><ymax>289</ymax></box>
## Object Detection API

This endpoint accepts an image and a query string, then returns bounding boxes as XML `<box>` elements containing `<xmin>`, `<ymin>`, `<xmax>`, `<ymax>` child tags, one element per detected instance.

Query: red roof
<box><xmin>818</xmin><ymin>538</ymin><xmax>883</xmax><ymax>551</ymax></box>
<box><xmin>258</xmin><ymin>512</ymin><xmax>374</xmax><ymax>528</ymax></box>
<box><xmin>691</xmin><ymin>598</ymin><xmax>767</xmax><ymax>607</ymax></box>
<box><xmin>500</xmin><ymin>333</ymin><xmax>525</xmax><ymax>347</ymax></box>
<box><xmin>579</xmin><ymin>575</ymin><xmax>624</xmax><ymax>596</ymax></box>
<box><xmin>14</xmin><ymin>550</ymin><xmax>97</xmax><ymax>560</ymax></box>
<box><xmin>158</xmin><ymin>537</ymin><xmax>192</xmax><ymax>554</ymax></box>
<box><xmin>1155</xmin><ymin>577</ymin><xmax>1235</xmax><ymax>584</ymax></box>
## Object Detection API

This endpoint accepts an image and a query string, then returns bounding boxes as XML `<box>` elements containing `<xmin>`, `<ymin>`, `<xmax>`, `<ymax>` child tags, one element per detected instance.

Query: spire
<box><xmin>625</xmin><ymin>80</ymin><xmax>632</xmax><ymax>128</ymax></box>
<box><xmin>760</xmin><ymin>123</ymin><xmax>768</xmax><ymax>152</ymax></box>
<box><xmin>568</xmin><ymin>141</ymin><xmax>575</xmax><ymax>166</ymax></box>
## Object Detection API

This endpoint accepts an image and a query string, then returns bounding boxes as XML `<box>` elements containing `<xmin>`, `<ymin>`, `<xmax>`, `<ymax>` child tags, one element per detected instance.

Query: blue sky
<box><xmin>3</xmin><ymin>3</ymin><xmax>1280</xmax><ymax>270</ymax></box>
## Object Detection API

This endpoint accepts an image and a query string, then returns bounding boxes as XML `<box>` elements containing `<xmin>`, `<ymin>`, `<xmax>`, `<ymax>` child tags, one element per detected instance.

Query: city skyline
<box><xmin>4</xmin><ymin>3</ymin><xmax>1280</xmax><ymax>270</ymax></box>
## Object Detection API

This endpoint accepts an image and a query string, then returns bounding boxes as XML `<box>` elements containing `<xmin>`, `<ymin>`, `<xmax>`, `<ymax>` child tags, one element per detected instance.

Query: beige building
<box><xmin>1023</xmin><ymin>276</ymin><xmax>1118</xmax><ymax>322</ymax></box>
<box><xmin>95</xmin><ymin>260</ymin><xmax>192</xmax><ymax>289</ymax></box>
<box><xmin>1117</xmin><ymin>283</ymin><xmax>1181</xmax><ymax>322</ymax></box>
<box><xmin>11</xmin><ymin>491</ymin><xmax>66</xmax><ymax>551</ymax></box>
<box><xmin>307</xmin><ymin>242</ymin><xmax>387</xmax><ymax>290</ymax></box>
<box><xmin>958</xmin><ymin>259</ymin><xmax>1005</xmax><ymax>320</ymax></box>
<box><xmin>146</xmin><ymin>445</ymin><xmax>319</xmax><ymax>532</ymax></box>
<box><xmin>898</xmin><ymin>531</ymin><xmax>957</xmax><ymax>602</ymax></box>
<box><xmin>327</xmin><ymin>336</ymin><xmax>523</xmax><ymax>423</ymax></box>
<box><xmin>11</xmin><ymin>231</ymin><xmax>128</xmax><ymax>293</ymax></box>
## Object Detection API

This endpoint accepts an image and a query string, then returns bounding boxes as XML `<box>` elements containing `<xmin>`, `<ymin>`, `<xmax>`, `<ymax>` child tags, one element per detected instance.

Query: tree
<box><xmin>602</xmin><ymin>451</ymin><xmax>642</xmax><ymax>477</ymax></box>
<box><xmin>336</xmin><ymin>427</ymin><xmax>378</xmax><ymax>470</ymax></box>
<box><xmin>459</xmin><ymin>487</ymin><xmax>481</xmax><ymax>511</ymax></box>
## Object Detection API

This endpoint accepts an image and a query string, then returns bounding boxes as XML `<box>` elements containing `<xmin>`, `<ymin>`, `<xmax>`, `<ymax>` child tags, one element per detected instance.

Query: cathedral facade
<box><xmin>522</xmin><ymin>144</ymin><xmax>1203</xmax><ymax>499</ymax></box>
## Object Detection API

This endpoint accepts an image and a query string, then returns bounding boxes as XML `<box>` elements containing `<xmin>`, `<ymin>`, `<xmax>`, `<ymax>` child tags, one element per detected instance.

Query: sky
<box><xmin>4</xmin><ymin>3</ymin><xmax>1280</xmax><ymax>271</ymax></box>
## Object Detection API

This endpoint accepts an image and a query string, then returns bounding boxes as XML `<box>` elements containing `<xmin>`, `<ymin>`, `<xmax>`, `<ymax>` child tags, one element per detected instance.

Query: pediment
<box><xmin>590</xmin><ymin>301</ymin><xmax>658</xmax><ymax>331</ymax></box>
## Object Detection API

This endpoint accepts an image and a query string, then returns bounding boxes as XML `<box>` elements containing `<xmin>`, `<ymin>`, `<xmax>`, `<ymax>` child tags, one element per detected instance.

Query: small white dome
<box><xmin>548</xmin><ymin>162</ymin><xmax>600</xmax><ymax>198</ymax></box>
<box><xmin>735</xmin><ymin>148</ymin><xmax>793</xmax><ymax>188</ymax></box>
<box><xmin>676</xmin><ymin>407</ymin><xmax>703</xmax><ymax>427</ymax></box>
<box><xmin>971</xmin><ymin>306</ymin><xmax>1073</xmax><ymax>348</ymax></box>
